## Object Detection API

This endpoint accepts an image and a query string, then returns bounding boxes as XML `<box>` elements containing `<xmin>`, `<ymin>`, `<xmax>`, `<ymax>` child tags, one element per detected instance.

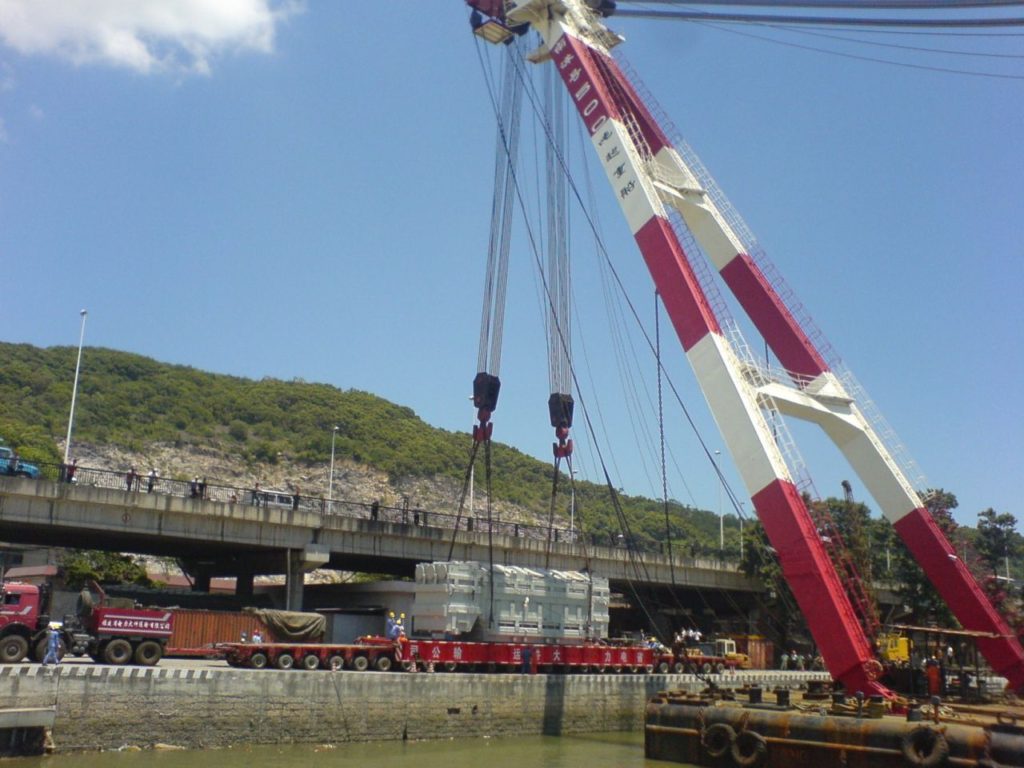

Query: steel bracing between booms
<box><xmin>477</xmin><ymin>0</ymin><xmax>1024</xmax><ymax>695</ymax></box>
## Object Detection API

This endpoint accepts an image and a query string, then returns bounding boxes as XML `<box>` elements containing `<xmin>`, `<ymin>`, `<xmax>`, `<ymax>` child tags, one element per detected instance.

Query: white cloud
<box><xmin>0</xmin><ymin>0</ymin><xmax>301</xmax><ymax>75</ymax></box>
<box><xmin>28</xmin><ymin>104</ymin><xmax>43</xmax><ymax>121</ymax></box>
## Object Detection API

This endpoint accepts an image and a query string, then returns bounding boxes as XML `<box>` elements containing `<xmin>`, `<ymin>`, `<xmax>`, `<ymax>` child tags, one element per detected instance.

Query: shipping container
<box><xmin>730</xmin><ymin>634</ymin><xmax>773</xmax><ymax>670</ymax></box>
<box><xmin>165</xmin><ymin>609</ymin><xmax>269</xmax><ymax>656</ymax></box>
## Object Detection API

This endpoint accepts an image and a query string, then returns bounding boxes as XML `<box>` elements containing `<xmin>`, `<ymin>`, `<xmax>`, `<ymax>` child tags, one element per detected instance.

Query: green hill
<box><xmin>0</xmin><ymin>341</ymin><xmax>723</xmax><ymax>554</ymax></box>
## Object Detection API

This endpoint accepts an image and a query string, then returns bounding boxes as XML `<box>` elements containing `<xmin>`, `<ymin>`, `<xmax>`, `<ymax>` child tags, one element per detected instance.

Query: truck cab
<box><xmin>0</xmin><ymin>446</ymin><xmax>41</xmax><ymax>479</ymax></box>
<box><xmin>0</xmin><ymin>582</ymin><xmax>51</xmax><ymax>663</ymax></box>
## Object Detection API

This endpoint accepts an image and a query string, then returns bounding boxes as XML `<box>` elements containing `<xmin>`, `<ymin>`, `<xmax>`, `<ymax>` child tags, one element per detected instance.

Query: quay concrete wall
<box><xmin>1</xmin><ymin>665</ymin><xmax>835</xmax><ymax>753</ymax></box>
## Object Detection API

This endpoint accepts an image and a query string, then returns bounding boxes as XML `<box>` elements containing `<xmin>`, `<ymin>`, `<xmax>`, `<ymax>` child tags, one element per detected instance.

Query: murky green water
<box><xmin>10</xmin><ymin>732</ymin><xmax>690</xmax><ymax>768</ymax></box>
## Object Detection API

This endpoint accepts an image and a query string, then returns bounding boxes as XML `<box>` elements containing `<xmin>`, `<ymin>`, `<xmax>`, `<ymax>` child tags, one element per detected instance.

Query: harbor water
<box><xmin>8</xmin><ymin>732</ymin><xmax>689</xmax><ymax>768</ymax></box>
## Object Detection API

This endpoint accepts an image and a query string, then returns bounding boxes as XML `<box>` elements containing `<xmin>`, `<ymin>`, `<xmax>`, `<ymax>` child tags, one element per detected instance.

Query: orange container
<box><xmin>166</xmin><ymin>609</ymin><xmax>269</xmax><ymax>655</ymax></box>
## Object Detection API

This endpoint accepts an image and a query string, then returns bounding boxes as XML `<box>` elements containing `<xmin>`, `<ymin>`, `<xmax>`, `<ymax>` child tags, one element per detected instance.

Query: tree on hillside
<box><xmin>884</xmin><ymin>488</ymin><xmax>959</xmax><ymax>627</ymax></box>
<box><xmin>976</xmin><ymin>508</ymin><xmax>1020</xmax><ymax>579</ymax></box>
<box><xmin>60</xmin><ymin>550</ymin><xmax>153</xmax><ymax>590</ymax></box>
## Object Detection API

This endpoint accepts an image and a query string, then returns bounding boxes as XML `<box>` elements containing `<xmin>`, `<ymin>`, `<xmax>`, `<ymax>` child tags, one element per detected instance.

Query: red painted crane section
<box><xmin>469</xmin><ymin>0</ymin><xmax>1024</xmax><ymax>696</ymax></box>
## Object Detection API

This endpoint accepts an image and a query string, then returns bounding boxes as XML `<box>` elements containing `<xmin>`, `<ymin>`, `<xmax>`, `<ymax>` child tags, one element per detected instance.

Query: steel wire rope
<box><xmin>524</xmin><ymin>49</ymin><xmax>802</xmax><ymax>651</ymax></box>
<box><xmin>499</xmin><ymin>49</ymin><xmax>666</xmax><ymax>629</ymax></box>
<box><xmin>476</xmin><ymin>26</ymin><xmax>797</xmax><ymax>643</ymax></box>
<box><xmin>613</xmin><ymin>8</ymin><xmax>1024</xmax><ymax>27</ymax></box>
<box><xmin>686</xmin><ymin>16</ymin><xmax>1024</xmax><ymax>77</ymax></box>
<box><xmin>447</xmin><ymin>35</ymin><xmax>525</xmax><ymax>564</ymax></box>
<box><xmin>616</xmin><ymin>7</ymin><xmax>1024</xmax><ymax>77</ymax></box>
<box><xmin>756</xmin><ymin>20</ymin><xmax>1024</xmax><ymax>56</ymax></box>
<box><xmin>622</xmin><ymin>0</ymin><xmax>1024</xmax><ymax>7</ymax></box>
<box><xmin>474</xmin><ymin>34</ymin><xmax>601</xmax><ymax>576</ymax></box>
<box><xmin>656</xmin><ymin>292</ymin><xmax>678</xmax><ymax>590</ymax></box>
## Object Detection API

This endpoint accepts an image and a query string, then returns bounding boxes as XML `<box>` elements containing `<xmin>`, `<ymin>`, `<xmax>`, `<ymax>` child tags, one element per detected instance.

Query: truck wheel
<box><xmin>103</xmin><ymin>639</ymin><xmax>133</xmax><ymax>665</ymax></box>
<box><xmin>0</xmin><ymin>635</ymin><xmax>29</xmax><ymax>663</ymax></box>
<box><xmin>350</xmin><ymin>655</ymin><xmax>369</xmax><ymax>672</ymax></box>
<box><xmin>133</xmin><ymin>641</ymin><xmax>162</xmax><ymax>666</ymax></box>
<box><xmin>716</xmin><ymin>662</ymin><xmax>726</xmax><ymax>674</ymax></box>
<box><xmin>327</xmin><ymin>655</ymin><xmax>344</xmax><ymax>671</ymax></box>
<box><xmin>701</xmin><ymin>662</ymin><xmax>713</xmax><ymax>675</ymax></box>
<box><xmin>375</xmin><ymin>655</ymin><xmax>393</xmax><ymax>672</ymax></box>
<box><xmin>275</xmin><ymin>653</ymin><xmax>295</xmax><ymax>670</ymax></box>
<box><xmin>301</xmin><ymin>654</ymin><xmax>321</xmax><ymax>671</ymax></box>
<box><xmin>249</xmin><ymin>652</ymin><xmax>268</xmax><ymax>669</ymax></box>
<box><xmin>673</xmin><ymin>661</ymin><xmax>685</xmax><ymax>674</ymax></box>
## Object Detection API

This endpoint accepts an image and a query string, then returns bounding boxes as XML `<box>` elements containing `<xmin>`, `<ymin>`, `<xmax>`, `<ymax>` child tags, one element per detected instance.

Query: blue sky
<box><xmin>1</xmin><ymin>2</ymin><xmax>1021</xmax><ymax>530</ymax></box>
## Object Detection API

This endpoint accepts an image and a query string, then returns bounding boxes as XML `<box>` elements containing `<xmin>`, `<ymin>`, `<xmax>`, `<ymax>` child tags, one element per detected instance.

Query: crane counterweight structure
<box><xmin>467</xmin><ymin>0</ymin><xmax>1024</xmax><ymax>696</ymax></box>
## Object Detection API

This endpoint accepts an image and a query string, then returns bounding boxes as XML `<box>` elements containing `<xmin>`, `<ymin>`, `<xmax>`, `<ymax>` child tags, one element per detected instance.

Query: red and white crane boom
<box><xmin>468</xmin><ymin>0</ymin><xmax>1024</xmax><ymax>696</ymax></box>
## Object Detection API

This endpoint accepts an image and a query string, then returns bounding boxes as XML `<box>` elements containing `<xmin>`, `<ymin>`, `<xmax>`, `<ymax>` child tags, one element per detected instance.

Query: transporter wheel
<box><xmin>443</xmin><ymin>661</ymin><xmax>458</xmax><ymax>673</ymax></box>
<box><xmin>673</xmin><ymin>661</ymin><xmax>685</xmax><ymax>674</ymax></box>
<box><xmin>701</xmin><ymin>723</ymin><xmax>735</xmax><ymax>760</ymax></box>
<box><xmin>275</xmin><ymin>653</ymin><xmax>294</xmax><ymax>670</ymax></box>
<box><xmin>701</xmin><ymin>662</ymin><xmax>713</xmax><ymax>675</ymax></box>
<box><xmin>731</xmin><ymin>730</ymin><xmax>768</xmax><ymax>768</ymax></box>
<box><xmin>350</xmin><ymin>655</ymin><xmax>369</xmax><ymax>672</ymax></box>
<box><xmin>133</xmin><ymin>641</ymin><xmax>162</xmax><ymax>666</ymax></box>
<box><xmin>249</xmin><ymin>652</ymin><xmax>268</xmax><ymax>669</ymax></box>
<box><xmin>657</xmin><ymin>661</ymin><xmax>670</xmax><ymax>674</ymax></box>
<box><xmin>900</xmin><ymin>725</ymin><xmax>949</xmax><ymax>768</ymax></box>
<box><xmin>327</xmin><ymin>655</ymin><xmax>345</xmax><ymax>671</ymax></box>
<box><xmin>301</xmin><ymin>654</ymin><xmax>321</xmax><ymax>671</ymax></box>
<box><xmin>375</xmin><ymin>655</ymin><xmax>393</xmax><ymax>672</ymax></box>
<box><xmin>716</xmin><ymin>663</ymin><xmax>726</xmax><ymax>674</ymax></box>
<box><xmin>486</xmin><ymin>662</ymin><xmax>497</xmax><ymax>673</ymax></box>
<box><xmin>103</xmin><ymin>639</ymin><xmax>133</xmax><ymax>665</ymax></box>
<box><xmin>0</xmin><ymin>635</ymin><xmax>29</xmax><ymax>664</ymax></box>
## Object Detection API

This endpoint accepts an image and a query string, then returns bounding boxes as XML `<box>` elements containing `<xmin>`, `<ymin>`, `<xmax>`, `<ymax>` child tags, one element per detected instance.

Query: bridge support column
<box><xmin>235</xmin><ymin>568</ymin><xmax>254</xmax><ymax>599</ymax></box>
<box><xmin>285</xmin><ymin>550</ymin><xmax>304</xmax><ymax>612</ymax></box>
<box><xmin>192</xmin><ymin>569</ymin><xmax>211</xmax><ymax>593</ymax></box>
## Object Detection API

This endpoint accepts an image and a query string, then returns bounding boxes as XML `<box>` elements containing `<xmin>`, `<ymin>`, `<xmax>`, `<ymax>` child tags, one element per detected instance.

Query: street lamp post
<box><xmin>64</xmin><ymin>309</ymin><xmax>88</xmax><ymax>465</ymax></box>
<box><xmin>328</xmin><ymin>426</ymin><xmax>339</xmax><ymax>507</ymax></box>
<box><xmin>715</xmin><ymin>450</ymin><xmax>723</xmax><ymax>553</ymax></box>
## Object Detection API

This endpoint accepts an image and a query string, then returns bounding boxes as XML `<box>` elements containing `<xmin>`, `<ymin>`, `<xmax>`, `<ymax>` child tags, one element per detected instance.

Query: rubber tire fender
<box><xmin>900</xmin><ymin>725</ymin><xmax>950</xmax><ymax>768</ymax></box>
<box><xmin>731</xmin><ymin>730</ymin><xmax>768</xmax><ymax>768</ymax></box>
<box><xmin>701</xmin><ymin>723</ymin><xmax>736</xmax><ymax>759</ymax></box>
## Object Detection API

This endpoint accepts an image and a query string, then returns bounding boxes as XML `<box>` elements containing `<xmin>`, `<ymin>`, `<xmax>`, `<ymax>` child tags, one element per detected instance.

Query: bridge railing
<box><xmin>30</xmin><ymin>461</ymin><xmax>599</xmax><ymax>548</ymax></box>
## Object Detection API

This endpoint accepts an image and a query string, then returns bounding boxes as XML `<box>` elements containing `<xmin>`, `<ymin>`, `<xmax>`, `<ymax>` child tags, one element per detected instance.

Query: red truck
<box><xmin>0</xmin><ymin>581</ymin><xmax>173</xmax><ymax>666</ymax></box>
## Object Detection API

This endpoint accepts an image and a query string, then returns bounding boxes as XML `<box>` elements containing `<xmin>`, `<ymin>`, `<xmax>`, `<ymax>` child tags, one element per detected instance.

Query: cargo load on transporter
<box><xmin>0</xmin><ymin>580</ymin><xmax>172</xmax><ymax>666</ymax></box>
<box><xmin>222</xmin><ymin>562</ymin><xmax>656</xmax><ymax>673</ymax></box>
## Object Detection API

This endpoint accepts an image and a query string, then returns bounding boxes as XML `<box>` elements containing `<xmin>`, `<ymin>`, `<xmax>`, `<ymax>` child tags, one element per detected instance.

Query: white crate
<box><xmin>412</xmin><ymin>561</ymin><xmax>609</xmax><ymax>641</ymax></box>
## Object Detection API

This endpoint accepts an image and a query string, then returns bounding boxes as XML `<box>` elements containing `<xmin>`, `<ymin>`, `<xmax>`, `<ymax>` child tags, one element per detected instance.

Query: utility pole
<box><xmin>64</xmin><ymin>309</ymin><xmax>88</xmax><ymax>465</ymax></box>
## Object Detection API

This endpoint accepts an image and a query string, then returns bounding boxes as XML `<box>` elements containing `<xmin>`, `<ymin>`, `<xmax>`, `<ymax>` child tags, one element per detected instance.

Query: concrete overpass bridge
<box><xmin>0</xmin><ymin>473</ymin><xmax>761</xmax><ymax>616</ymax></box>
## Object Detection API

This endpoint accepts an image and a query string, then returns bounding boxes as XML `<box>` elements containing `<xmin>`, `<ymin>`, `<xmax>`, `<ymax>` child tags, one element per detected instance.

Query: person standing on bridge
<box><xmin>147</xmin><ymin>468</ymin><xmax>158</xmax><ymax>493</ymax></box>
<box><xmin>252</xmin><ymin>482</ymin><xmax>262</xmax><ymax>507</ymax></box>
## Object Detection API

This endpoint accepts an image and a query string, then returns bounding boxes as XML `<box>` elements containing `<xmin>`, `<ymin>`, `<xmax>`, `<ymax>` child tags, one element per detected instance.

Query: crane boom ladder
<box><xmin>485</xmin><ymin>0</ymin><xmax>1024</xmax><ymax>694</ymax></box>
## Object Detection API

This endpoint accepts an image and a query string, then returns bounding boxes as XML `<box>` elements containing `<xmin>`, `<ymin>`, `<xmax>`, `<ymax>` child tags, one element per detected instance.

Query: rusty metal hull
<box><xmin>645</xmin><ymin>692</ymin><xmax>1024</xmax><ymax>768</ymax></box>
